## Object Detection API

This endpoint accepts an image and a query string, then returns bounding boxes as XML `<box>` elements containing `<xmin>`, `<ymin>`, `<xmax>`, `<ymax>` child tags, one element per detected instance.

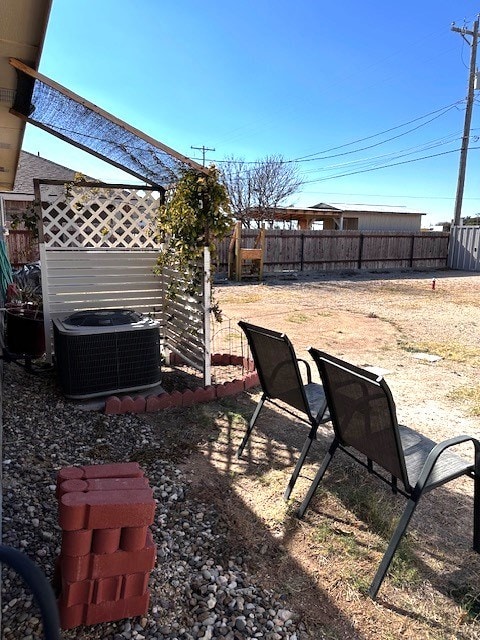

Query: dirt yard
<box><xmin>148</xmin><ymin>269</ymin><xmax>480</xmax><ymax>640</ymax></box>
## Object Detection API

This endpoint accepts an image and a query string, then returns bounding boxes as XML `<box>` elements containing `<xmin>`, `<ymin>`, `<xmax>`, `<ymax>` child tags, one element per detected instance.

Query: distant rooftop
<box><xmin>10</xmin><ymin>150</ymin><xmax>84</xmax><ymax>195</ymax></box>
<box><xmin>309</xmin><ymin>202</ymin><xmax>426</xmax><ymax>216</ymax></box>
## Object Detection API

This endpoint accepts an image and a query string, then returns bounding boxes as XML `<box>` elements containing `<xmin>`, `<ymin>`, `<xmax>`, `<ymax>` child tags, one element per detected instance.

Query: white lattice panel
<box><xmin>40</xmin><ymin>184</ymin><xmax>162</xmax><ymax>249</ymax></box>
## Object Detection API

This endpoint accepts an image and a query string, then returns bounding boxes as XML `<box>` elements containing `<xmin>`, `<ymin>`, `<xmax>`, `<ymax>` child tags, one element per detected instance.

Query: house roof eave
<box><xmin>0</xmin><ymin>0</ymin><xmax>52</xmax><ymax>191</ymax></box>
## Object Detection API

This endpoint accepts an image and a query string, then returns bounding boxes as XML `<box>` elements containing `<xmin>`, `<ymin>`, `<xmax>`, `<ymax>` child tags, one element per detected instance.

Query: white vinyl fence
<box><xmin>35</xmin><ymin>180</ymin><xmax>211</xmax><ymax>383</ymax></box>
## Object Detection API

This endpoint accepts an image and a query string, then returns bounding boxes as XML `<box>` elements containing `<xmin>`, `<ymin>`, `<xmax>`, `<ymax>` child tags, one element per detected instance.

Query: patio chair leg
<box><xmin>237</xmin><ymin>393</ymin><xmax>266</xmax><ymax>458</ymax></box>
<box><xmin>474</xmin><ymin>484</ymin><xmax>480</xmax><ymax>553</ymax></box>
<box><xmin>368</xmin><ymin>497</ymin><xmax>418</xmax><ymax>599</ymax></box>
<box><xmin>297</xmin><ymin>438</ymin><xmax>339</xmax><ymax>519</ymax></box>
<box><xmin>284</xmin><ymin>431</ymin><xmax>316</xmax><ymax>501</ymax></box>
<box><xmin>473</xmin><ymin>445</ymin><xmax>480</xmax><ymax>552</ymax></box>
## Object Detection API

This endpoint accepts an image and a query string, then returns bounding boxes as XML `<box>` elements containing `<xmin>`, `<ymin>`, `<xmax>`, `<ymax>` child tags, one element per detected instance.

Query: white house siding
<box><xmin>355</xmin><ymin>213</ymin><xmax>421</xmax><ymax>232</ymax></box>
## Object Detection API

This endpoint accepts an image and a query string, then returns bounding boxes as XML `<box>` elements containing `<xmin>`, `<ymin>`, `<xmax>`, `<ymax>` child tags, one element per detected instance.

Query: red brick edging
<box><xmin>104</xmin><ymin>354</ymin><xmax>259</xmax><ymax>415</ymax></box>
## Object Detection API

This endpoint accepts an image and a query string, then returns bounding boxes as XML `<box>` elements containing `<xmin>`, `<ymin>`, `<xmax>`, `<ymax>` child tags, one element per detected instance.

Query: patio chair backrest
<box><xmin>309</xmin><ymin>349</ymin><xmax>410</xmax><ymax>490</ymax></box>
<box><xmin>239</xmin><ymin>321</ymin><xmax>312</xmax><ymax>417</ymax></box>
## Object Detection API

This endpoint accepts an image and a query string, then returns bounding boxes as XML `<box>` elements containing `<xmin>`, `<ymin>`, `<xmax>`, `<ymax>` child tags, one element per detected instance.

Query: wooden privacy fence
<box><xmin>215</xmin><ymin>229</ymin><xmax>450</xmax><ymax>273</ymax></box>
<box><xmin>9</xmin><ymin>228</ymin><xmax>451</xmax><ymax>274</ymax></box>
<box><xmin>6</xmin><ymin>229</ymin><xmax>40</xmax><ymax>266</ymax></box>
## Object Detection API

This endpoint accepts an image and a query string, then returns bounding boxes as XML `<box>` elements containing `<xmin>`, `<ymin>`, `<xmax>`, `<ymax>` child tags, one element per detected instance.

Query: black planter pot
<box><xmin>6</xmin><ymin>307</ymin><xmax>46</xmax><ymax>358</ymax></box>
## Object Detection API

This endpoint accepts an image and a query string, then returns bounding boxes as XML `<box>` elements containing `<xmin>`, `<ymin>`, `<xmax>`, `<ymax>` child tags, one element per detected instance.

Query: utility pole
<box><xmin>451</xmin><ymin>18</ymin><xmax>479</xmax><ymax>226</ymax></box>
<box><xmin>191</xmin><ymin>145</ymin><xmax>215</xmax><ymax>166</ymax></box>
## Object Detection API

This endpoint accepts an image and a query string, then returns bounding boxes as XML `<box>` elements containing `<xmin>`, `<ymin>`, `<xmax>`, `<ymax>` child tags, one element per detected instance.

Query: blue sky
<box><xmin>23</xmin><ymin>0</ymin><xmax>480</xmax><ymax>225</ymax></box>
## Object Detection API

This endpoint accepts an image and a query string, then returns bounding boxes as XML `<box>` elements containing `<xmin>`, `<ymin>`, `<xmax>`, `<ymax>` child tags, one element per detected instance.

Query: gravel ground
<box><xmin>1</xmin><ymin>362</ymin><xmax>305</xmax><ymax>640</ymax></box>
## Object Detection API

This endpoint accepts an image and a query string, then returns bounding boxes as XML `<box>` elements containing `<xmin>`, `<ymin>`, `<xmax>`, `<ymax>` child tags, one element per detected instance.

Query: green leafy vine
<box><xmin>154</xmin><ymin>166</ymin><xmax>233</xmax><ymax>319</ymax></box>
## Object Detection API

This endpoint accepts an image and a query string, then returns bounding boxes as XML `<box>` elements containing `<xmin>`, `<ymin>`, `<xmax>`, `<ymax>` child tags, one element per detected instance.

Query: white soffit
<box><xmin>0</xmin><ymin>0</ymin><xmax>52</xmax><ymax>190</ymax></box>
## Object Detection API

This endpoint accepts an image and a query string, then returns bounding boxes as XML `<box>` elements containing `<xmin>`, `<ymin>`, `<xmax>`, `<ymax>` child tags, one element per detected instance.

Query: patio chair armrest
<box><xmin>296</xmin><ymin>358</ymin><xmax>312</xmax><ymax>383</ymax></box>
<box><xmin>412</xmin><ymin>435</ymin><xmax>480</xmax><ymax>499</ymax></box>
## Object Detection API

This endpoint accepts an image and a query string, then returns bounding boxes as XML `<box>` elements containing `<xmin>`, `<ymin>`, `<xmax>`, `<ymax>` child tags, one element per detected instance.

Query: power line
<box><xmin>290</xmin><ymin>101</ymin><xmax>462</xmax><ymax>162</ymax></box>
<box><xmin>291</xmin><ymin>110</ymin><xmax>460</xmax><ymax>164</ymax></box>
<box><xmin>300</xmin><ymin>147</ymin><xmax>477</xmax><ymax>185</ymax></box>
<box><xmin>209</xmin><ymin>101</ymin><xmax>463</xmax><ymax>167</ymax></box>
<box><xmin>220</xmin><ymin>132</ymin><xmax>466</xmax><ymax>184</ymax></box>
<box><xmin>42</xmin><ymin>100</ymin><xmax>463</xmax><ymax>181</ymax></box>
<box><xmin>298</xmin><ymin>131</ymin><xmax>464</xmax><ymax>176</ymax></box>
<box><xmin>300</xmin><ymin>190</ymin><xmax>480</xmax><ymax>201</ymax></box>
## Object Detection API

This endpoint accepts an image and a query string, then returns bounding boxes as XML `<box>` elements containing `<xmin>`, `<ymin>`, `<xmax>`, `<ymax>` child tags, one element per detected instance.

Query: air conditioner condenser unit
<box><xmin>53</xmin><ymin>309</ymin><xmax>161</xmax><ymax>399</ymax></box>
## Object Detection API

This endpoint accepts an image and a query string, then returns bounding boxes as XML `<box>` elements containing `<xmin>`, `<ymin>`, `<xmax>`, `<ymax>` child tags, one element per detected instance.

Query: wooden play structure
<box><xmin>228</xmin><ymin>221</ymin><xmax>265</xmax><ymax>281</ymax></box>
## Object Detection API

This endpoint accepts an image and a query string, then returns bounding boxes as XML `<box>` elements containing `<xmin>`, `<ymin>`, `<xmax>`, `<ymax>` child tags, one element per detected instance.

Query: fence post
<box><xmin>203</xmin><ymin>246</ymin><xmax>212</xmax><ymax>387</ymax></box>
<box><xmin>34</xmin><ymin>182</ymin><xmax>53</xmax><ymax>364</ymax></box>
<box><xmin>357</xmin><ymin>234</ymin><xmax>364</xmax><ymax>270</ymax></box>
<box><xmin>410</xmin><ymin>235</ymin><xmax>415</xmax><ymax>268</ymax></box>
<box><xmin>300</xmin><ymin>233</ymin><xmax>305</xmax><ymax>272</ymax></box>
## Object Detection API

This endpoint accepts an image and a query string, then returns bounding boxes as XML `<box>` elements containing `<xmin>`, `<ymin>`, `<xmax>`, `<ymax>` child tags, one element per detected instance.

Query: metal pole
<box><xmin>203</xmin><ymin>246</ymin><xmax>212</xmax><ymax>386</ymax></box>
<box><xmin>191</xmin><ymin>145</ymin><xmax>215</xmax><ymax>166</ymax></box>
<box><xmin>452</xmin><ymin>19</ymin><xmax>479</xmax><ymax>226</ymax></box>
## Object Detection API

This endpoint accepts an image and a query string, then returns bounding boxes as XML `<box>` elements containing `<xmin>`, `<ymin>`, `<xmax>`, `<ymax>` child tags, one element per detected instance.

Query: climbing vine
<box><xmin>154</xmin><ymin>166</ymin><xmax>233</xmax><ymax>316</ymax></box>
<box><xmin>10</xmin><ymin>200</ymin><xmax>41</xmax><ymax>237</ymax></box>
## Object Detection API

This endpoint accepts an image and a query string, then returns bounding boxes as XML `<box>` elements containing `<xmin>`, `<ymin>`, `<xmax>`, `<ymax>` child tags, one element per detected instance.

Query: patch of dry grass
<box><xmin>449</xmin><ymin>384</ymin><xmax>480</xmax><ymax>415</ymax></box>
<box><xmin>400</xmin><ymin>340</ymin><xmax>480</xmax><ymax>363</ymax></box>
<box><xmin>309</xmin><ymin>473</ymin><xmax>421</xmax><ymax>593</ymax></box>
<box><xmin>286</xmin><ymin>312</ymin><xmax>310</xmax><ymax>324</ymax></box>
<box><xmin>218</xmin><ymin>291</ymin><xmax>264</xmax><ymax>304</ymax></box>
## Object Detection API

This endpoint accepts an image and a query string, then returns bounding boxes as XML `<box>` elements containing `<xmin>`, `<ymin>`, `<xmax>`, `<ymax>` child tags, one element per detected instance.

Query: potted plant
<box><xmin>5</xmin><ymin>267</ymin><xmax>45</xmax><ymax>358</ymax></box>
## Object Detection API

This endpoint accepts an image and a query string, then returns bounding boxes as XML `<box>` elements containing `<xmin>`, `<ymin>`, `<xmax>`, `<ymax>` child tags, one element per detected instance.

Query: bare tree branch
<box><xmin>221</xmin><ymin>154</ymin><xmax>303</xmax><ymax>227</ymax></box>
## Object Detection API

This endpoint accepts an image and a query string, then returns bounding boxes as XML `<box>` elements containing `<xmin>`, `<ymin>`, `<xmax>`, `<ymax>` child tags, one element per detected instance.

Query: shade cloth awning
<box><xmin>9</xmin><ymin>57</ymin><xmax>207</xmax><ymax>189</ymax></box>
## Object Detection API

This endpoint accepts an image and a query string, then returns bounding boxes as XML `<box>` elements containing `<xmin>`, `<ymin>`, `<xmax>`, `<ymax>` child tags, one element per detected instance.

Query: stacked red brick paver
<box><xmin>55</xmin><ymin>462</ymin><xmax>157</xmax><ymax>630</ymax></box>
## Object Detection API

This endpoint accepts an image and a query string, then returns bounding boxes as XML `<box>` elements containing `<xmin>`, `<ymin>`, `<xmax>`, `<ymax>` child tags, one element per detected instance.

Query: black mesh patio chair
<box><xmin>237</xmin><ymin>321</ymin><xmax>330</xmax><ymax>500</ymax></box>
<box><xmin>298</xmin><ymin>348</ymin><xmax>480</xmax><ymax>599</ymax></box>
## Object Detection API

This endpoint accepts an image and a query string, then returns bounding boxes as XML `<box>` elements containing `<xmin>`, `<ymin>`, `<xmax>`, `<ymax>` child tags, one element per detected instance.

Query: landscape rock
<box><xmin>1</xmin><ymin>362</ymin><xmax>307</xmax><ymax>640</ymax></box>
